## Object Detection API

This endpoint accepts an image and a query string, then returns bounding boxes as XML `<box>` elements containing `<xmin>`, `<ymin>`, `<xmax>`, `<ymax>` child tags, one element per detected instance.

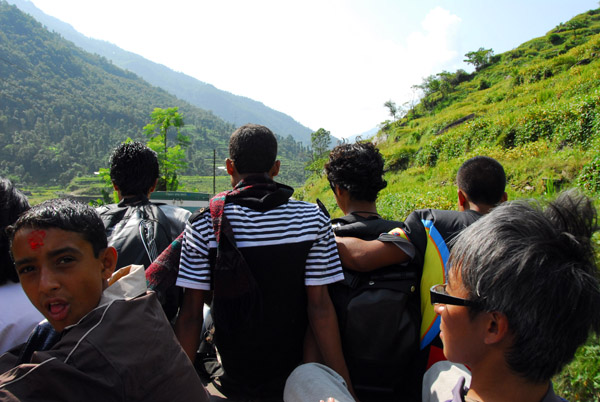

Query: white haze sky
<box><xmin>28</xmin><ymin>0</ymin><xmax>599</xmax><ymax>138</ymax></box>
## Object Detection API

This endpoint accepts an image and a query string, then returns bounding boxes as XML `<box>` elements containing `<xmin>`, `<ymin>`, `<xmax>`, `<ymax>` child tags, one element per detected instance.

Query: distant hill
<box><xmin>7</xmin><ymin>0</ymin><xmax>314</xmax><ymax>145</ymax></box>
<box><xmin>0</xmin><ymin>1</ymin><xmax>310</xmax><ymax>186</ymax></box>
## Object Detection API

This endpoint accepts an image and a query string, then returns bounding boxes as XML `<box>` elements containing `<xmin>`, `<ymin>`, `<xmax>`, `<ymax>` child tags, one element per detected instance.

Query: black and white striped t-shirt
<box><xmin>176</xmin><ymin>199</ymin><xmax>344</xmax><ymax>290</ymax></box>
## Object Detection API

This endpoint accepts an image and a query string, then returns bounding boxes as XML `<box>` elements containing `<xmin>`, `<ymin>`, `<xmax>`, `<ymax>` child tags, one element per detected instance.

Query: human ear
<box><xmin>483</xmin><ymin>311</ymin><xmax>510</xmax><ymax>345</ymax></box>
<box><xmin>226</xmin><ymin>158</ymin><xmax>235</xmax><ymax>175</ymax></box>
<box><xmin>269</xmin><ymin>160</ymin><xmax>281</xmax><ymax>178</ymax></box>
<box><xmin>148</xmin><ymin>178</ymin><xmax>158</xmax><ymax>194</ymax></box>
<box><xmin>99</xmin><ymin>247</ymin><xmax>118</xmax><ymax>279</ymax></box>
<box><xmin>457</xmin><ymin>189</ymin><xmax>469</xmax><ymax>211</ymax></box>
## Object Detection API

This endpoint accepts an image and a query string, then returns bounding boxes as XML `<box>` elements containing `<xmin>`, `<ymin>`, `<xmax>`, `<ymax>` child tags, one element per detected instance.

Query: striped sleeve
<box><xmin>175</xmin><ymin>212</ymin><xmax>214</xmax><ymax>291</ymax></box>
<box><xmin>305</xmin><ymin>213</ymin><xmax>345</xmax><ymax>286</ymax></box>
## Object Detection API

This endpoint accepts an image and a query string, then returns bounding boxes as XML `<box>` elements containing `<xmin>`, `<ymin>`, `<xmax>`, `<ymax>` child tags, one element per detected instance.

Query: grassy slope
<box><xmin>299</xmin><ymin>9</ymin><xmax>600</xmax><ymax>223</ymax></box>
<box><xmin>299</xmin><ymin>9</ymin><xmax>600</xmax><ymax>400</ymax></box>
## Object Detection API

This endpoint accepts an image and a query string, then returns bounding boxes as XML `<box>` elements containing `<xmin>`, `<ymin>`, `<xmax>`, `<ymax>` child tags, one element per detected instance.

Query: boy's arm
<box><xmin>335</xmin><ymin>236</ymin><xmax>409</xmax><ymax>272</ymax></box>
<box><xmin>306</xmin><ymin>284</ymin><xmax>356</xmax><ymax>399</ymax></box>
<box><xmin>174</xmin><ymin>288</ymin><xmax>205</xmax><ymax>362</ymax></box>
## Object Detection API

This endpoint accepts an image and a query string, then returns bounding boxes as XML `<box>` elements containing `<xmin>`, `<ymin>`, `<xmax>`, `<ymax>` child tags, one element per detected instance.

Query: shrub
<box><xmin>554</xmin><ymin>335</ymin><xmax>600</xmax><ymax>401</ymax></box>
<box><xmin>548</xmin><ymin>33</ymin><xmax>563</xmax><ymax>45</ymax></box>
<box><xmin>386</xmin><ymin>147</ymin><xmax>417</xmax><ymax>172</ymax></box>
<box><xmin>577</xmin><ymin>154</ymin><xmax>600</xmax><ymax>194</ymax></box>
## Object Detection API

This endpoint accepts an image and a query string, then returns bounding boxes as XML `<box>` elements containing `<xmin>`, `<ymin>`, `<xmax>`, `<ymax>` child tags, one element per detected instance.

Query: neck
<box><xmin>469</xmin><ymin>203</ymin><xmax>493</xmax><ymax>214</ymax></box>
<box><xmin>467</xmin><ymin>365</ymin><xmax>550</xmax><ymax>402</ymax></box>
<box><xmin>231</xmin><ymin>172</ymin><xmax>271</xmax><ymax>187</ymax></box>
<box><xmin>343</xmin><ymin>201</ymin><xmax>379</xmax><ymax>217</ymax></box>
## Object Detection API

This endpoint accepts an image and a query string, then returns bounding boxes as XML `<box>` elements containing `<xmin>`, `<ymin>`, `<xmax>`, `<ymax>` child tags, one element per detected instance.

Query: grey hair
<box><xmin>447</xmin><ymin>189</ymin><xmax>600</xmax><ymax>383</ymax></box>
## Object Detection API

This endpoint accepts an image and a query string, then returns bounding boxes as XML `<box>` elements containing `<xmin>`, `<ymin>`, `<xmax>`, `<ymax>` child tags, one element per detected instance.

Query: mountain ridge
<box><xmin>7</xmin><ymin>0</ymin><xmax>315</xmax><ymax>145</ymax></box>
<box><xmin>0</xmin><ymin>1</ymin><xmax>310</xmax><ymax>186</ymax></box>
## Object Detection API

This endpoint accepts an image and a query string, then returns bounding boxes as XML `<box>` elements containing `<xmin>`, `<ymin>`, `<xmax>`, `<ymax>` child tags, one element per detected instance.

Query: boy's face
<box><xmin>12</xmin><ymin>227</ymin><xmax>115</xmax><ymax>332</ymax></box>
<box><xmin>434</xmin><ymin>269</ymin><xmax>488</xmax><ymax>366</ymax></box>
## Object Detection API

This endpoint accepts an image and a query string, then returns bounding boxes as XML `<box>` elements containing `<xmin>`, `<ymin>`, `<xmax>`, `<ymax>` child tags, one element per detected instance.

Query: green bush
<box><xmin>386</xmin><ymin>147</ymin><xmax>417</xmax><ymax>172</ymax></box>
<box><xmin>548</xmin><ymin>33</ymin><xmax>563</xmax><ymax>45</ymax></box>
<box><xmin>577</xmin><ymin>154</ymin><xmax>600</xmax><ymax>194</ymax></box>
<box><xmin>554</xmin><ymin>335</ymin><xmax>600</xmax><ymax>401</ymax></box>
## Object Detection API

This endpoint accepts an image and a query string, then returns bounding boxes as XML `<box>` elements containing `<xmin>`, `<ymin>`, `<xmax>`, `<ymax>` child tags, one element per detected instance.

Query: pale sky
<box><xmin>27</xmin><ymin>0</ymin><xmax>599</xmax><ymax>138</ymax></box>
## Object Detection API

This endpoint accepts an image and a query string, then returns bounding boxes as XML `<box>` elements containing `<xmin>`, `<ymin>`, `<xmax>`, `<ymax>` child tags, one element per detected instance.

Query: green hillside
<box><xmin>6</xmin><ymin>0</ymin><xmax>315</xmax><ymax>145</ymax></box>
<box><xmin>300</xmin><ymin>8</ymin><xmax>600</xmax><ymax>400</ymax></box>
<box><xmin>301</xmin><ymin>8</ymin><xmax>600</xmax><ymax>222</ymax></box>
<box><xmin>0</xmin><ymin>1</ymin><xmax>310</xmax><ymax>188</ymax></box>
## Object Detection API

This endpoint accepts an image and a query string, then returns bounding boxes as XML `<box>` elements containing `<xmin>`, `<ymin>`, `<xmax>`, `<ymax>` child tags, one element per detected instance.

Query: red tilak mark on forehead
<box><xmin>27</xmin><ymin>230</ymin><xmax>46</xmax><ymax>250</ymax></box>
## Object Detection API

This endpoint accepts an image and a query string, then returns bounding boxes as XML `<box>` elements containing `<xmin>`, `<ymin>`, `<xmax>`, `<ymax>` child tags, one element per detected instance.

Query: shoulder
<box><xmin>287</xmin><ymin>200</ymin><xmax>328</xmax><ymax>219</ymax></box>
<box><xmin>158</xmin><ymin>204</ymin><xmax>192</xmax><ymax>222</ymax></box>
<box><xmin>187</xmin><ymin>206</ymin><xmax>210</xmax><ymax>226</ymax></box>
<box><xmin>95</xmin><ymin>203</ymin><xmax>118</xmax><ymax>214</ymax></box>
<box><xmin>73</xmin><ymin>294</ymin><xmax>176</xmax><ymax>359</ymax></box>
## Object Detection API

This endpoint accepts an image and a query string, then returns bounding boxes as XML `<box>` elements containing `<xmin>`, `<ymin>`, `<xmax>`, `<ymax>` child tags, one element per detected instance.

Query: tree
<box><xmin>143</xmin><ymin>107</ymin><xmax>189</xmax><ymax>191</ymax></box>
<box><xmin>464</xmin><ymin>47</ymin><xmax>495</xmax><ymax>71</ymax></box>
<box><xmin>310</xmin><ymin>128</ymin><xmax>331</xmax><ymax>161</ymax></box>
<box><xmin>413</xmin><ymin>74</ymin><xmax>442</xmax><ymax>96</ymax></box>
<box><xmin>384</xmin><ymin>100</ymin><xmax>398</xmax><ymax>120</ymax></box>
<box><xmin>305</xmin><ymin>128</ymin><xmax>331</xmax><ymax>175</ymax></box>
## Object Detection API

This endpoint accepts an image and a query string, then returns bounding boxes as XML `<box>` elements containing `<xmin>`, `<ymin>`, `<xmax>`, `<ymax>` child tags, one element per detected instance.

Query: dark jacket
<box><xmin>0</xmin><ymin>265</ymin><xmax>209</xmax><ymax>402</ymax></box>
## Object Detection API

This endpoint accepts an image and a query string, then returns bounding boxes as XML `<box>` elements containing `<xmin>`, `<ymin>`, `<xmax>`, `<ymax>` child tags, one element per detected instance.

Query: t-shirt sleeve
<box><xmin>175</xmin><ymin>214</ymin><xmax>213</xmax><ymax>290</ymax></box>
<box><xmin>377</xmin><ymin>230</ymin><xmax>416</xmax><ymax>260</ymax></box>
<box><xmin>305</xmin><ymin>215</ymin><xmax>345</xmax><ymax>286</ymax></box>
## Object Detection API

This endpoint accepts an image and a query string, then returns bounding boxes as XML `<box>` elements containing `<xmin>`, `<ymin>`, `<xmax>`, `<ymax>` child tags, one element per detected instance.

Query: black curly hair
<box><xmin>109</xmin><ymin>142</ymin><xmax>159</xmax><ymax>197</ymax></box>
<box><xmin>324</xmin><ymin>142</ymin><xmax>387</xmax><ymax>202</ymax></box>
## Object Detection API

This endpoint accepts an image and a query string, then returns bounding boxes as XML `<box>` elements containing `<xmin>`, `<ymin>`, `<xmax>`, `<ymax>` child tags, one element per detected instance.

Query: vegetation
<box><xmin>0</xmin><ymin>1</ymin><xmax>310</xmax><ymax>188</ymax></box>
<box><xmin>300</xmin><ymin>7</ymin><xmax>600</xmax><ymax>220</ymax></box>
<box><xmin>144</xmin><ymin>107</ymin><xmax>188</xmax><ymax>191</ymax></box>
<box><xmin>298</xmin><ymin>9</ymin><xmax>600</xmax><ymax>399</ymax></box>
<box><xmin>5</xmin><ymin>1</ymin><xmax>600</xmax><ymax>397</ymax></box>
<box><xmin>8</xmin><ymin>0</ymin><xmax>313</xmax><ymax>145</ymax></box>
<box><xmin>305</xmin><ymin>128</ymin><xmax>333</xmax><ymax>175</ymax></box>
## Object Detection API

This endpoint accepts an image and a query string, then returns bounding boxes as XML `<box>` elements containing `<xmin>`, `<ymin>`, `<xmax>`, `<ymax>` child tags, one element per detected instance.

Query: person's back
<box><xmin>324</xmin><ymin>143</ymin><xmax>420</xmax><ymax>400</ymax></box>
<box><xmin>182</xmin><ymin>189</ymin><xmax>336</xmax><ymax>393</ymax></box>
<box><xmin>175</xmin><ymin>124</ymin><xmax>352</xmax><ymax>400</ymax></box>
<box><xmin>97</xmin><ymin>141</ymin><xmax>190</xmax><ymax>269</ymax></box>
<box><xmin>335</xmin><ymin>156</ymin><xmax>507</xmax><ymax>378</ymax></box>
<box><xmin>0</xmin><ymin>199</ymin><xmax>208</xmax><ymax>402</ymax></box>
<box><xmin>96</xmin><ymin>141</ymin><xmax>190</xmax><ymax>320</ymax></box>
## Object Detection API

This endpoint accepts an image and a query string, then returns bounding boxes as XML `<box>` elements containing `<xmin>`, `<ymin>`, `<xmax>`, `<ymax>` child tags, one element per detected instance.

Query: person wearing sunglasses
<box><xmin>283</xmin><ymin>190</ymin><xmax>600</xmax><ymax>402</ymax></box>
<box><xmin>428</xmin><ymin>190</ymin><xmax>600</xmax><ymax>402</ymax></box>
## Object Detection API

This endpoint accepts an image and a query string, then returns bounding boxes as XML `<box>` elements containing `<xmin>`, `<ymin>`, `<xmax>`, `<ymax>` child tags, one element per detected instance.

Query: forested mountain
<box><xmin>7</xmin><ymin>0</ymin><xmax>314</xmax><ymax>145</ymax></box>
<box><xmin>0</xmin><ymin>1</ymin><xmax>310</xmax><ymax>186</ymax></box>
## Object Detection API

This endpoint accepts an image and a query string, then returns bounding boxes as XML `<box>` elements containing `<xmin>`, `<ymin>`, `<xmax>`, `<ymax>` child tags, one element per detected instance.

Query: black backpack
<box><xmin>329</xmin><ymin>213</ymin><xmax>421</xmax><ymax>401</ymax></box>
<box><xmin>97</xmin><ymin>199</ymin><xmax>173</xmax><ymax>270</ymax></box>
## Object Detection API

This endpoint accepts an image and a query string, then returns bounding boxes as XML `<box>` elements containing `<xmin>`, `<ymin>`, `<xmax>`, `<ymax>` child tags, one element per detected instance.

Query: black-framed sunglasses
<box><xmin>430</xmin><ymin>284</ymin><xmax>477</xmax><ymax>307</ymax></box>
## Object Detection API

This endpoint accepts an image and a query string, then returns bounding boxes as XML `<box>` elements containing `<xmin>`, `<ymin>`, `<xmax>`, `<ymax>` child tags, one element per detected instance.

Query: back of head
<box><xmin>109</xmin><ymin>142</ymin><xmax>159</xmax><ymax>196</ymax></box>
<box><xmin>448</xmin><ymin>190</ymin><xmax>600</xmax><ymax>383</ymax></box>
<box><xmin>229</xmin><ymin>124</ymin><xmax>277</xmax><ymax>174</ymax></box>
<box><xmin>324</xmin><ymin>142</ymin><xmax>387</xmax><ymax>202</ymax></box>
<box><xmin>8</xmin><ymin>198</ymin><xmax>108</xmax><ymax>258</ymax></box>
<box><xmin>456</xmin><ymin>156</ymin><xmax>506</xmax><ymax>206</ymax></box>
<box><xmin>0</xmin><ymin>178</ymin><xmax>30</xmax><ymax>284</ymax></box>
